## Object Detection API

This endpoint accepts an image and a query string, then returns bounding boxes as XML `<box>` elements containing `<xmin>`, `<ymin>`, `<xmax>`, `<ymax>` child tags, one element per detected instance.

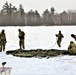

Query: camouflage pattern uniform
<box><xmin>18</xmin><ymin>29</ymin><xmax>25</xmax><ymax>49</ymax></box>
<box><xmin>55</xmin><ymin>31</ymin><xmax>64</xmax><ymax>47</ymax></box>
<box><xmin>0</xmin><ymin>33</ymin><xmax>2</xmax><ymax>52</ymax></box>
<box><xmin>68</xmin><ymin>41</ymin><xmax>76</xmax><ymax>54</ymax></box>
<box><xmin>1</xmin><ymin>30</ymin><xmax>7</xmax><ymax>51</ymax></box>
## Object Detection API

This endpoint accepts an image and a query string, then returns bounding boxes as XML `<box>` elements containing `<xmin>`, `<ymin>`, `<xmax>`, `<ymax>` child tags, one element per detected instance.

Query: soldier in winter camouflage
<box><xmin>68</xmin><ymin>41</ymin><xmax>76</xmax><ymax>54</ymax></box>
<box><xmin>0</xmin><ymin>33</ymin><xmax>2</xmax><ymax>52</ymax></box>
<box><xmin>55</xmin><ymin>31</ymin><xmax>64</xmax><ymax>47</ymax></box>
<box><xmin>18</xmin><ymin>29</ymin><xmax>25</xmax><ymax>49</ymax></box>
<box><xmin>1</xmin><ymin>30</ymin><xmax>7</xmax><ymax>51</ymax></box>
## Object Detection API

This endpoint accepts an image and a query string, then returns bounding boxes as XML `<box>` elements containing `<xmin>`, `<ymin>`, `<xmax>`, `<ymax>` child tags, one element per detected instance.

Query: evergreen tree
<box><xmin>19</xmin><ymin>4</ymin><xmax>24</xmax><ymax>15</ymax></box>
<box><xmin>34</xmin><ymin>10</ymin><xmax>41</xmax><ymax>25</ymax></box>
<box><xmin>9</xmin><ymin>3</ymin><xmax>12</xmax><ymax>15</ymax></box>
<box><xmin>60</xmin><ymin>11</ymin><xmax>68</xmax><ymax>25</ymax></box>
<box><xmin>18</xmin><ymin>4</ymin><xmax>25</xmax><ymax>25</ymax></box>
<box><xmin>2</xmin><ymin>1</ymin><xmax>9</xmax><ymax>14</ymax></box>
<box><xmin>50</xmin><ymin>7</ymin><xmax>55</xmax><ymax>25</ymax></box>
<box><xmin>42</xmin><ymin>9</ymin><xmax>50</xmax><ymax>25</ymax></box>
<box><xmin>26</xmin><ymin>9</ymin><xmax>36</xmax><ymax>25</ymax></box>
<box><xmin>51</xmin><ymin>7</ymin><xmax>55</xmax><ymax>14</ymax></box>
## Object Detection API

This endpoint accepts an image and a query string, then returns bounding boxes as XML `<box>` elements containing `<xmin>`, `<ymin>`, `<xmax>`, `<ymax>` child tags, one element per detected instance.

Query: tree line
<box><xmin>0</xmin><ymin>1</ymin><xmax>76</xmax><ymax>26</ymax></box>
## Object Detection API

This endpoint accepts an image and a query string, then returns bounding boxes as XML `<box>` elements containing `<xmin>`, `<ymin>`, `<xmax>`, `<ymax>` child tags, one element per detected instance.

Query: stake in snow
<box><xmin>0</xmin><ymin>62</ymin><xmax>12</xmax><ymax>75</ymax></box>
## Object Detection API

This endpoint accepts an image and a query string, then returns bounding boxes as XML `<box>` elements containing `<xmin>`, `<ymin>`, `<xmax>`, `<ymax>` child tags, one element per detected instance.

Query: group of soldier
<box><xmin>56</xmin><ymin>31</ymin><xmax>76</xmax><ymax>54</ymax></box>
<box><xmin>1</xmin><ymin>28</ymin><xmax>76</xmax><ymax>54</ymax></box>
<box><xmin>19</xmin><ymin>30</ymin><xmax>76</xmax><ymax>54</ymax></box>
<box><xmin>0</xmin><ymin>29</ymin><xmax>25</xmax><ymax>52</ymax></box>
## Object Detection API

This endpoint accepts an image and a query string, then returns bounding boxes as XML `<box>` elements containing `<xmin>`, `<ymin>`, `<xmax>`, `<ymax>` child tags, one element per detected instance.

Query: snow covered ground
<box><xmin>0</xmin><ymin>26</ymin><xmax>75</xmax><ymax>50</ymax></box>
<box><xmin>0</xmin><ymin>52</ymin><xmax>76</xmax><ymax>75</ymax></box>
<box><xmin>0</xmin><ymin>26</ymin><xmax>76</xmax><ymax>75</ymax></box>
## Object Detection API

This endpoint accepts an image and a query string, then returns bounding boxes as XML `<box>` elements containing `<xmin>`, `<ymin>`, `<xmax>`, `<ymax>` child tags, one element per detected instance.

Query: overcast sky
<box><xmin>0</xmin><ymin>0</ymin><xmax>76</xmax><ymax>14</ymax></box>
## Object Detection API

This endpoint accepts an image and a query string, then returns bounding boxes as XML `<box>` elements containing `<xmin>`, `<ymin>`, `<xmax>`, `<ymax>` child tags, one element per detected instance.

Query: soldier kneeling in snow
<box><xmin>68</xmin><ymin>41</ymin><xmax>76</xmax><ymax>54</ymax></box>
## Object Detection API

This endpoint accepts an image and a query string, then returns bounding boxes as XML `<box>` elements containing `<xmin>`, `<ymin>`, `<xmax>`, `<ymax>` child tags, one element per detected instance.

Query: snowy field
<box><xmin>1</xmin><ymin>26</ymin><xmax>76</xmax><ymax>50</ymax></box>
<box><xmin>1</xmin><ymin>52</ymin><xmax>76</xmax><ymax>75</ymax></box>
<box><xmin>0</xmin><ymin>26</ymin><xmax>76</xmax><ymax>75</ymax></box>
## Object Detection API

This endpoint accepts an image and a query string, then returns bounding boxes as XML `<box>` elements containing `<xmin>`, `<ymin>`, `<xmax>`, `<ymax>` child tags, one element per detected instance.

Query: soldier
<box><xmin>1</xmin><ymin>30</ymin><xmax>7</xmax><ymax>51</ymax></box>
<box><xmin>71</xmin><ymin>34</ymin><xmax>76</xmax><ymax>41</ymax></box>
<box><xmin>55</xmin><ymin>31</ymin><xmax>64</xmax><ymax>47</ymax></box>
<box><xmin>68</xmin><ymin>41</ymin><xmax>76</xmax><ymax>54</ymax></box>
<box><xmin>0</xmin><ymin>33</ymin><xmax>2</xmax><ymax>52</ymax></box>
<box><xmin>18</xmin><ymin>29</ymin><xmax>25</xmax><ymax>49</ymax></box>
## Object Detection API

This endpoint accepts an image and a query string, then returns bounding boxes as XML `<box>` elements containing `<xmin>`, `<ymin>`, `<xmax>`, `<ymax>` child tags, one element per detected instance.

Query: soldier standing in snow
<box><xmin>0</xmin><ymin>33</ymin><xmax>2</xmax><ymax>52</ymax></box>
<box><xmin>1</xmin><ymin>29</ymin><xmax>7</xmax><ymax>51</ymax></box>
<box><xmin>55</xmin><ymin>31</ymin><xmax>64</xmax><ymax>47</ymax></box>
<box><xmin>18</xmin><ymin>29</ymin><xmax>25</xmax><ymax>49</ymax></box>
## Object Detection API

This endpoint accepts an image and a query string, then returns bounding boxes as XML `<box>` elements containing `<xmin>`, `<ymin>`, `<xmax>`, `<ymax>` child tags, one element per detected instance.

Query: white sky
<box><xmin>0</xmin><ymin>0</ymin><xmax>76</xmax><ymax>14</ymax></box>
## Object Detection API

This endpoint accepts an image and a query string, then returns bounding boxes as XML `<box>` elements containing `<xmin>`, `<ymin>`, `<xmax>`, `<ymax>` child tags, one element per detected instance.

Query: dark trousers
<box><xmin>19</xmin><ymin>39</ymin><xmax>25</xmax><ymax>49</ymax></box>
